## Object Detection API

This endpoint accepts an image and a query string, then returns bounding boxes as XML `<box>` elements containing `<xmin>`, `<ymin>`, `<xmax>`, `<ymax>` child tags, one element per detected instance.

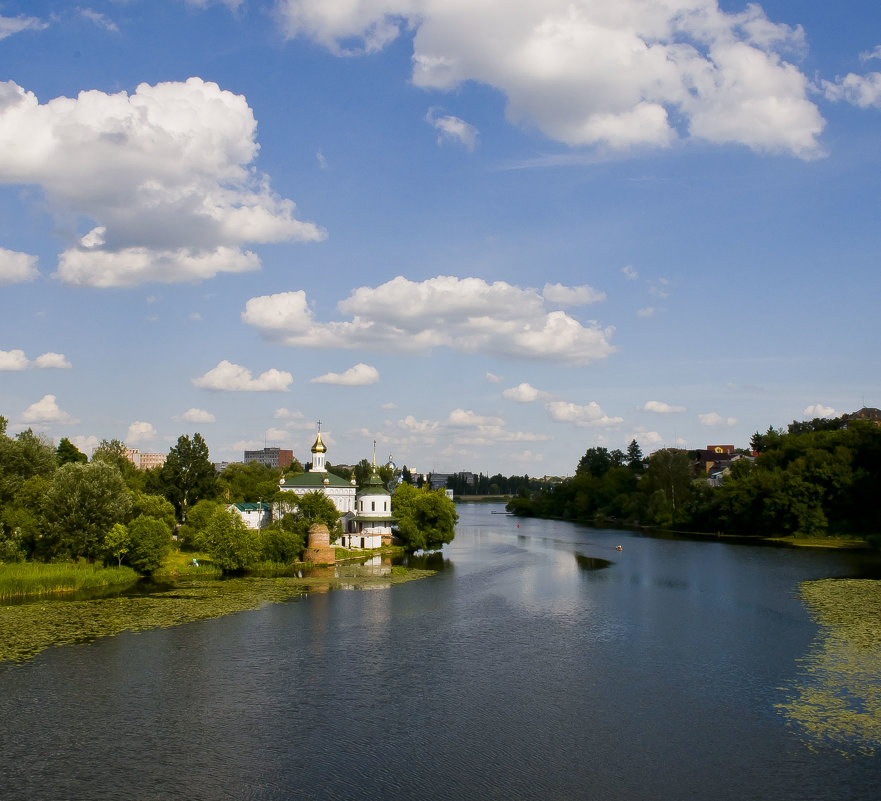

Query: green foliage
<box><xmin>104</xmin><ymin>522</ymin><xmax>130</xmax><ymax>566</ymax></box>
<box><xmin>91</xmin><ymin>438</ymin><xmax>144</xmax><ymax>491</ymax></box>
<box><xmin>199</xmin><ymin>507</ymin><xmax>258</xmax><ymax>572</ymax></box>
<box><xmin>392</xmin><ymin>483</ymin><xmax>458</xmax><ymax>550</ymax></box>
<box><xmin>295</xmin><ymin>490</ymin><xmax>341</xmax><ymax>534</ymax></box>
<box><xmin>639</xmin><ymin>449</ymin><xmax>695</xmax><ymax>526</ymax></box>
<box><xmin>0</xmin><ymin>562</ymin><xmax>137</xmax><ymax>602</ymax></box>
<box><xmin>218</xmin><ymin>461</ymin><xmax>282</xmax><ymax>504</ymax></box>
<box><xmin>326</xmin><ymin>462</ymin><xmax>353</xmax><ymax>482</ymax></box>
<box><xmin>56</xmin><ymin>437</ymin><xmax>87</xmax><ymax>466</ymax></box>
<box><xmin>129</xmin><ymin>492</ymin><xmax>176</xmax><ymax>531</ymax></box>
<box><xmin>126</xmin><ymin>515</ymin><xmax>172</xmax><ymax>574</ymax></box>
<box><xmin>41</xmin><ymin>461</ymin><xmax>131</xmax><ymax>561</ymax></box>
<box><xmin>178</xmin><ymin>499</ymin><xmax>224</xmax><ymax>550</ymax></box>
<box><xmin>626</xmin><ymin>439</ymin><xmax>644</xmax><ymax>473</ymax></box>
<box><xmin>258</xmin><ymin>515</ymin><xmax>306</xmax><ymax>563</ymax></box>
<box><xmin>512</xmin><ymin>423</ymin><xmax>881</xmax><ymax>542</ymax></box>
<box><xmin>0</xmin><ymin>427</ymin><xmax>56</xmax><ymax>507</ymax></box>
<box><xmin>155</xmin><ymin>433</ymin><xmax>218</xmax><ymax>521</ymax></box>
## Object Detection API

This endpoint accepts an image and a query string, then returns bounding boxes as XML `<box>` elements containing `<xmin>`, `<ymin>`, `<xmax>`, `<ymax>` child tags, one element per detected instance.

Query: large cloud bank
<box><xmin>243</xmin><ymin>275</ymin><xmax>615</xmax><ymax>365</ymax></box>
<box><xmin>0</xmin><ymin>77</ymin><xmax>325</xmax><ymax>287</ymax></box>
<box><xmin>279</xmin><ymin>0</ymin><xmax>825</xmax><ymax>158</ymax></box>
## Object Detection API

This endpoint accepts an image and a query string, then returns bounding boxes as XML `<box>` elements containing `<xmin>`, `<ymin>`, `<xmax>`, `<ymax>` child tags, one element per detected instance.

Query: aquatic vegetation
<box><xmin>0</xmin><ymin>567</ymin><xmax>436</xmax><ymax>663</ymax></box>
<box><xmin>0</xmin><ymin>562</ymin><xmax>138</xmax><ymax>600</ymax></box>
<box><xmin>778</xmin><ymin>579</ymin><xmax>881</xmax><ymax>755</ymax></box>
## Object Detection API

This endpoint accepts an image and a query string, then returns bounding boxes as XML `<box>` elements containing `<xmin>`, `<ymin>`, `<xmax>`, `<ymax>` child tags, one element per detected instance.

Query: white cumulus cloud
<box><xmin>32</xmin><ymin>352</ymin><xmax>72</xmax><ymax>369</ymax></box>
<box><xmin>193</xmin><ymin>360</ymin><xmax>293</xmax><ymax>392</ymax></box>
<box><xmin>503</xmin><ymin>383</ymin><xmax>549</xmax><ymax>403</ymax></box>
<box><xmin>545</xmin><ymin>400</ymin><xmax>623</xmax><ymax>427</ymax></box>
<box><xmin>699</xmin><ymin>412</ymin><xmax>737</xmax><ymax>426</ymax></box>
<box><xmin>0</xmin><ymin>349</ymin><xmax>71</xmax><ymax>369</ymax></box>
<box><xmin>127</xmin><ymin>421</ymin><xmax>157</xmax><ymax>444</ymax></box>
<box><xmin>643</xmin><ymin>400</ymin><xmax>686</xmax><ymax>414</ymax></box>
<box><xmin>20</xmin><ymin>394</ymin><xmax>77</xmax><ymax>426</ymax></box>
<box><xmin>0</xmin><ymin>248</ymin><xmax>38</xmax><ymax>284</ymax></box>
<box><xmin>0</xmin><ymin>77</ymin><xmax>325</xmax><ymax>287</ymax></box>
<box><xmin>803</xmin><ymin>404</ymin><xmax>837</xmax><ymax>418</ymax></box>
<box><xmin>823</xmin><ymin>72</ymin><xmax>881</xmax><ymax>109</ymax></box>
<box><xmin>0</xmin><ymin>349</ymin><xmax>29</xmax><ymax>370</ymax></box>
<box><xmin>174</xmin><ymin>408</ymin><xmax>216</xmax><ymax>423</ymax></box>
<box><xmin>310</xmin><ymin>363</ymin><xmax>380</xmax><ymax>386</ymax></box>
<box><xmin>542</xmin><ymin>283</ymin><xmax>605</xmax><ymax>306</ymax></box>
<box><xmin>278</xmin><ymin>0</ymin><xmax>825</xmax><ymax>158</ymax></box>
<box><xmin>243</xmin><ymin>275</ymin><xmax>615</xmax><ymax>365</ymax></box>
<box><xmin>426</xmin><ymin>108</ymin><xmax>479</xmax><ymax>151</ymax></box>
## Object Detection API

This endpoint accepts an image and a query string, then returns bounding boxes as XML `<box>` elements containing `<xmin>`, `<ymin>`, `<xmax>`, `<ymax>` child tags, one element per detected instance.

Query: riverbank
<box><xmin>0</xmin><ymin>556</ymin><xmax>436</xmax><ymax>663</ymax></box>
<box><xmin>0</xmin><ymin>562</ymin><xmax>139</xmax><ymax>601</ymax></box>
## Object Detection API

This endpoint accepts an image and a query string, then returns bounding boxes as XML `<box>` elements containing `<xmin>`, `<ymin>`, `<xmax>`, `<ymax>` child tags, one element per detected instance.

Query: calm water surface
<box><xmin>1</xmin><ymin>503</ymin><xmax>879</xmax><ymax>800</ymax></box>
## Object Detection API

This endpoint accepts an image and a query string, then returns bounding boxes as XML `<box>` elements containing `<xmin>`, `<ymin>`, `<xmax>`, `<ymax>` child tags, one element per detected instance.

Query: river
<box><xmin>1</xmin><ymin>503</ymin><xmax>879</xmax><ymax>800</ymax></box>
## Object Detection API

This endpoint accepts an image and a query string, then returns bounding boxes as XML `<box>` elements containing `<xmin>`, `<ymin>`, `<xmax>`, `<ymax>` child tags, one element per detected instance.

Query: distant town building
<box><xmin>123</xmin><ymin>448</ymin><xmax>167</xmax><ymax>471</ymax></box>
<box><xmin>244</xmin><ymin>447</ymin><xmax>294</xmax><ymax>470</ymax></box>
<box><xmin>229</xmin><ymin>502</ymin><xmax>271</xmax><ymax>530</ymax></box>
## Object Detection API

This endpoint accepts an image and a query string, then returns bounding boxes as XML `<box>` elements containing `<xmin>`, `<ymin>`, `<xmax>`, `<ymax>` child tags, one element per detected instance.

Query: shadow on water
<box><xmin>574</xmin><ymin>553</ymin><xmax>613</xmax><ymax>572</ymax></box>
<box><xmin>396</xmin><ymin>550</ymin><xmax>452</xmax><ymax>572</ymax></box>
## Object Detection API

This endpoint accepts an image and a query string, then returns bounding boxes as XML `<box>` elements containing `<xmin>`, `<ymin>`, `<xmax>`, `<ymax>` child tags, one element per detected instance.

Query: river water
<box><xmin>1</xmin><ymin>503</ymin><xmax>879</xmax><ymax>800</ymax></box>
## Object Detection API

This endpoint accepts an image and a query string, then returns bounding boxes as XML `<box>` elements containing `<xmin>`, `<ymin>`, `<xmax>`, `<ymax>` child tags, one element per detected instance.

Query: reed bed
<box><xmin>0</xmin><ymin>562</ymin><xmax>138</xmax><ymax>600</ymax></box>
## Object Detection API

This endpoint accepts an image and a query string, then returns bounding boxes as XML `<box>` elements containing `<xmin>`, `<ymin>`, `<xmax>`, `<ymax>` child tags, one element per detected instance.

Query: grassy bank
<box><xmin>0</xmin><ymin>562</ymin><xmax>139</xmax><ymax>601</ymax></box>
<box><xmin>0</xmin><ymin>565</ymin><xmax>437</xmax><ymax>663</ymax></box>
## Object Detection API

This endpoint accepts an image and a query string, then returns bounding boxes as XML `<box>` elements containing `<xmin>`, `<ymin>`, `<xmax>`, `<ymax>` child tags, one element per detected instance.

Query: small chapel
<box><xmin>278</xmin><ymin>426</ymin><xmax>394</xmax><ymax>549</ymax></box>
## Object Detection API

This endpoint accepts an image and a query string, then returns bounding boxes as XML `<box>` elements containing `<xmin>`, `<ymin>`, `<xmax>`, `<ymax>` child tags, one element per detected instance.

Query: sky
<box><xmin>1</xmin><ymin>0</ymin><xmax>880</xmax><ymax>478</ymax></box>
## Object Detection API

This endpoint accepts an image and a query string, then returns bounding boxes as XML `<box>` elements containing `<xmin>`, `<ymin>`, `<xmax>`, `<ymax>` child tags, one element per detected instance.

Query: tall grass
<box><xmin>0</xmin><ymin>562</ymin><xmax>138</xmax><ymax>600</ymax></box>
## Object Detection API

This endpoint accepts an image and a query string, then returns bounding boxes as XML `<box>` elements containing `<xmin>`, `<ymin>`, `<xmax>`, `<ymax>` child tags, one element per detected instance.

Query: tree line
<box><xmin>0</xmin><ymin>416</ymin><xmax>458</xmax><ymax>572</ymax></box>
<box><xmin>507</xmin><ymin>422</ymin><xmax>881</xmax><ymax>543</ymax></box>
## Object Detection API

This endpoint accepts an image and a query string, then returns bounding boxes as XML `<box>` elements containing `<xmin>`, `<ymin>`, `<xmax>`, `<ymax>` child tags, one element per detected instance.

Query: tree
<box><xmin>218</xmin><ymin>462</ymin><xmax>281</xmax><ymax>504</ymax></box>
<box><xmin>200</xmin><ymin>507</ymin><xmax>258</xmax><ymax>572</ymax></box>
<box><xmin>177</xmin><ymin>499</ymin><xmax>224</xmax><ymax>550</ymax></box>
<box><xmin>127</xmin><ymin>515</ymin><xmax>172</xmax><ymax>573</ymax></box>
<box><xmin>56</xmin><ymin>437</ymin><xmax>87</xmax><ymax>466</ymax></box>
<box><xmin>295</xmin><ymin>491</ymin><xmax>341</xmax><ymax>534</ymax></box>
<box><xmin>0</xmin><ymin>428</ymin><xmax>57</xmax><ymax>506</ymax></box>
<box><xmin>156</xmin><ymin>433</ymin><xmax>217</xmax><ymax>521</ymax></box>
<box><xmin>104</xmin><ymin>522</ymin><xmax>131</xmax><ymax>567</ymax></box>
<box><xmin>41</xmin><ymin>461</ymin><xmax>131</xmax><ymax>561</ymax></box>
<box><xmin>129</xmin><ymin>492</ymin><xmax>176</xmax><ymax>532</ymax></box>
<box><xmin>392</xmin><ymin>484</ymin><xmax>458</xmax><ymax>551</ymax></box>
<box><xmin>640</xmin><ymin>449</ymin><xmax>694</xmax><ymax>526</ymax></box>
<box><xmin>258</xmin><ymin>515</ymin><xmax>306</xmax><ymax>563</ymax></box>
<box><xmin>577</xmin><ymin>447</ymin><xmax>612</xmax><ymax>478</ymax></box>
<box><xmin>91</xmin><ymin>438</ymin><xmax>143</xmax><ymax>490</ymax></box>
<box><xmin>626</xmin><ymin>439</ymin><xmax>643</xmax><ymax>472</ymax></box>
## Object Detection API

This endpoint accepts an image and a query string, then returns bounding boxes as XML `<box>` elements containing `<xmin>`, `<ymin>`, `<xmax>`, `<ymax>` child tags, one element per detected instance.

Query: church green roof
<box><xmin>281</xmin><ymin>471</ymin><xmax>353</xmax><ymax>489</ymax></box>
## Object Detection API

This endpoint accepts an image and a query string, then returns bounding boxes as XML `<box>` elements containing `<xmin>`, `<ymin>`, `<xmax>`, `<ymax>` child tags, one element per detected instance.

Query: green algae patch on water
<box><xmin>0</xmin><ymin>567</ymin><xmax>436</xmax><ymax>664</ymax></box>
<box><xmin>777</xmin><ymin>579</ymin><xmax>881</xmax><ymax>756</ymax></box>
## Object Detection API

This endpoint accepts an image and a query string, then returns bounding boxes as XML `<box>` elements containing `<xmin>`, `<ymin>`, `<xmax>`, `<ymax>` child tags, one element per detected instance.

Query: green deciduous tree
<box><xmin>41</xmin><ymin>461</ymin><xmax>131</xmax><ymax>561</ymax></box>
<box><xmin>199</xmin><ymin>507</ymin><xmax>258</xmax><ymax>572</ymax></box>
<box><xmin>392</xmin><ymin>484</ymin><xmax>458</xmax><ymax>551</ymax></box>
<box><xmin>156</xmin><ymin>433</ymin><xmax>217</xmax><ymax>521</ymax></box>
<box><xmin>127</xmin><ymin>515</ymin><xmax>172</xmax><ymax>573</ymax></box>
<box><xmin>640</xmin><ymin>449</ymin><xmax>694</xmax><ymax>526</ymax></box>
<box><xmin>104</xmin><ymin>522</ymin><xmax>131</xmax><ymax>567</ymax></box>
<box><xmin>218</xmin><ymin>462</ymin><xmax>281</xmax><ymax>504</ymax></box>
<box><xmin>294</xmin><ymin>491</ymin><xmax>341</xmax><ymax>535</ymax></box>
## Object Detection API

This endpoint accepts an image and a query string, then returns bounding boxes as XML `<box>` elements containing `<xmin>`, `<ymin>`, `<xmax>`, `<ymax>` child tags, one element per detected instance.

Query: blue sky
<box><xmin>1</xmin><ymin>0</ymin><xmax>879</xmax><ymax>477</ymax></box>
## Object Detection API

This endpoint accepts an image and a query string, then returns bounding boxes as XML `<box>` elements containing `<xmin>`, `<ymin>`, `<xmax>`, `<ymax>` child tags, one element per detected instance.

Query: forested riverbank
<box><xmin>508</xmin><ymin>417</ymin><xmax>881</xmax><ymax>544</ymax></box>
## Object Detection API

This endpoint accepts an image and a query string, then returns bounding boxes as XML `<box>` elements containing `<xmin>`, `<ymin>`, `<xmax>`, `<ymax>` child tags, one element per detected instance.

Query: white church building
<box><xmin>278</xmin><ymin>427</ymin><xmax>393</xmax><ymax>549</ymax></box>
